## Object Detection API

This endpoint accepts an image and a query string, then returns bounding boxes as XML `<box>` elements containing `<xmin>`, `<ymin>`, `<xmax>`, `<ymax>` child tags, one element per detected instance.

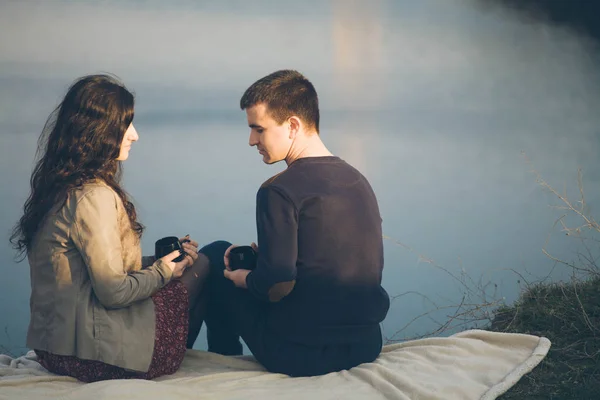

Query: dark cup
<box><xmin>228</xmin><ymin>246</ymin><xmax>257</xmax><ymax>271</ymax></box>
<box><xmin>155</xmin><ymin>236</ymin><xmax>187</xmax><ymax>262</ymax></box>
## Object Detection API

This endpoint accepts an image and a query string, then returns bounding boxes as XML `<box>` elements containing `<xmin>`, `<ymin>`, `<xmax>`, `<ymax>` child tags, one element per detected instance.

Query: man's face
<box><xmin>246</xmin><ymin>103</ymin><xmax>291</xmax><ymax>164</ymax></box>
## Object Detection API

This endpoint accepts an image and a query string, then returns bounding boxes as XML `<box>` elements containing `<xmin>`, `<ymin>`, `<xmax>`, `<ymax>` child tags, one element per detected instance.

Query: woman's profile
<box><xmin>10</xmin><ymin>74</ymin><xmax>208</xmax><ymax>382</ymax></box>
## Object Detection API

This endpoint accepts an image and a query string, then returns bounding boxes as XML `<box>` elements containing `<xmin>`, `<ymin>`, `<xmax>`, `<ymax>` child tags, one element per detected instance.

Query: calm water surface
<box><xmin>1</xmin><ymin>0</ymin><xmax>599</xmax><ymax>354</ymax></box>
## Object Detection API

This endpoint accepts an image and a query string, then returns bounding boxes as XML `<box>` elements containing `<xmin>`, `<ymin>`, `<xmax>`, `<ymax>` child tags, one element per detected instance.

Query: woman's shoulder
<box><xmin>67</xmin><ymin>180</ymin><xmax>119</xmax><ymax>209</ymax></box>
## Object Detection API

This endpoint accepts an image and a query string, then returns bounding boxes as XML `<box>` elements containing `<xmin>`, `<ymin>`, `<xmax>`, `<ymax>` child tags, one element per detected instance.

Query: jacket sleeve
<box><xmin>246</xmin><ymin>185</ymin><xmax>298</xmax><ymax>302</ymax></box>
<box><xmin>69</xmin><ymin>187</ymin><xmax>173</xmax><ymax>309</ymax></box>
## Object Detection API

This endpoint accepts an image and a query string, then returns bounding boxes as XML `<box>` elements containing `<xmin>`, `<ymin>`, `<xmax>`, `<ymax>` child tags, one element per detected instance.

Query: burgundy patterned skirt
<box><xmin>35</xmin><ymin>280</ymin><xmax>189</xmax><ymax>382</ymax></box>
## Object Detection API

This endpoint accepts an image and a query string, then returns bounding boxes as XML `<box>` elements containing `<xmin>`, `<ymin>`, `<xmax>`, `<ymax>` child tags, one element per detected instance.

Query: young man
<box><xmin>195</xmin><ymin>70</ymin><xmax>390</xmax><ymax>377</ymax></box>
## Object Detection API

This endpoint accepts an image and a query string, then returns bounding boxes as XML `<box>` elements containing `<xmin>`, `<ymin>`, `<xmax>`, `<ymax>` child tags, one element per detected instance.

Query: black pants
<box><xmin>199</xmin><ymin>240</ymin><xmax>383</xmax><ymax>377</ymax></box>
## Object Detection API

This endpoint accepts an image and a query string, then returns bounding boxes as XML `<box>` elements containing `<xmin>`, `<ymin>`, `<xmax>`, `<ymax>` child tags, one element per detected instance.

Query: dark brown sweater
<box><xmin>246</xmin><ymin>156</ymin><xmax>390</xmax><ymax>345</ymax></box>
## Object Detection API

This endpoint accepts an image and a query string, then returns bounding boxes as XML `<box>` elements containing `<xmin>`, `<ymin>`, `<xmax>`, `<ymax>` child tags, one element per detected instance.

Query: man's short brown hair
<box><xmin>240</xmin><ymin>70</ymin><xmax>320</xmax><ymax>133</ymax></box>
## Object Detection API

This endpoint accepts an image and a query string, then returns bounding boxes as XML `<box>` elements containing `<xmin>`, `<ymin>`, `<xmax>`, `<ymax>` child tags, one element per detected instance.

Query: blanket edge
<box><xmin>479</xmin><ymin>336</ymin><xmax>551</xmax><ymax>400</ymax></box>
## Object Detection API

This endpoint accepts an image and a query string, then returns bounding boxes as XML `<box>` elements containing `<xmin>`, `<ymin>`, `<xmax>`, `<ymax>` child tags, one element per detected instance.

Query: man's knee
<box><xmin>198</xmin><ymin>240</ymin><xmax>231</xmax><ymax>269</ymax></box>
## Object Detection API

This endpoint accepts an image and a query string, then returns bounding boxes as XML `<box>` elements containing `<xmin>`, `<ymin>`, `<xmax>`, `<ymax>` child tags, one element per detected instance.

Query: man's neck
<box><xmin>285</xmin><ymin>132</ymin><xmax>333</xmax><ymax>166</ymax></box>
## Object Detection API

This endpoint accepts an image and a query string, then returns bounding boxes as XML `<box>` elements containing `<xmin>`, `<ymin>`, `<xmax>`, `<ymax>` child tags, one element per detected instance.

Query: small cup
<box><xmin>155</xmin><ymin>236</ymin><xmax>186</xmax><ymax>262</ymax></box>
<box><xmin>228</xmin><ymin>246</ymin><xmax>257</xmax><ymax>271</ymax></box>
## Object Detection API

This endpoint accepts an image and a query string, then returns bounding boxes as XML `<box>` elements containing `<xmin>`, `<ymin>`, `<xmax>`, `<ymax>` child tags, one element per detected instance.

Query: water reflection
<box><xmin>330</xmin><ymin>0</ymin><xmax>386</xmax><ymax>174</ymax></box>
<box><xmin>1</xmin><ymin>0</ymin><xmax>599</xmax><ymax>354</ymax></box>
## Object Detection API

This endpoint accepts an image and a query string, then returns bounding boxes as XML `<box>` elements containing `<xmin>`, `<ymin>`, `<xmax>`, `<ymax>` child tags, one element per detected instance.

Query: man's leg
<box><xmin>194</xmin><ymin>241</ymin><xmax>377</xmax><ymax>373</ymax></box>
<box><xmin>198</xmin><ymin>241</ymin><xmax>268</xmax><ymax>356</ymax></box>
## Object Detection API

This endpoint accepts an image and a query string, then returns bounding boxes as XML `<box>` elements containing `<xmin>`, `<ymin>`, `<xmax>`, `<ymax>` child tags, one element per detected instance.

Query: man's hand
<box><xmin>224</xmin><ymin>268</ymin><xmax>251</xmax><ymax>289</ymax></box>
<box><xmin>224</xmin><ymin>242</ymin><xmax>259</xmax><ymax>270</ymax></box>
<box><xmin>223</xmin><ymin>244</ymin><xmax>238</xmax><ymax>270</ymax></box>
<box><xmin>223</xmin><ymin>241</ymin><xmax>257</xmax><ymax>288</ymax></box>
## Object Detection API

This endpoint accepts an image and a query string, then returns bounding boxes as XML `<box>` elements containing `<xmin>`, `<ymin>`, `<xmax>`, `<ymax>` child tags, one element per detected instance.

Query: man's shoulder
<box><xmin>260</xmin><ymin>158</ymin><xmax>371</xmax><ymax>189</ymax></box>
<box><xmin>260</xmin><ymin>170</ymin><xmax>287</xmax><ymax>189</ymax></box>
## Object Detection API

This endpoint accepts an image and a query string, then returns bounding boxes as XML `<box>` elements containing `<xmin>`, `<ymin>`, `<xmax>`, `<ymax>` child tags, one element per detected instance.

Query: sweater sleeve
<box><xmin>69</xmin><ymin>187</ymin><xmax>173</xmax><ymax>309</ymax></box>
<box><xmin>246</xmin><ymin>185</ymin><xmax>298</xmax><ymax>302</ymax></box>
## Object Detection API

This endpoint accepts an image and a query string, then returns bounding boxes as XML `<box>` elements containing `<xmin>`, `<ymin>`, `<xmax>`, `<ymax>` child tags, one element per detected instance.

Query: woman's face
<box><xmin>116</xmin><ymin>123</ymin><xmax>139</xmax><ymax>161</ymax></box>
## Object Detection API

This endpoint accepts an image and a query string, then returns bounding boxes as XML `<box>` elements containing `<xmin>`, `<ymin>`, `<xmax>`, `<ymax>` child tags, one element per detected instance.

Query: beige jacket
<box><xmin>26</xmin><ymin>181</ymin><xmax>174</xmax><ymax>372</ymax></box>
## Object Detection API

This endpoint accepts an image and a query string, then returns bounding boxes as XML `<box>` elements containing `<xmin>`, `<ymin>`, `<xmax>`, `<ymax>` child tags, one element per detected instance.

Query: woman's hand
<box><xmin>160</xmin><ymin>236</ymin><xmax>199</xmax><ymax>278</ymax></box>
<box><xmin>180</xmin><ymin>235</ymin><xmax>199</xmax><ymax>266</ymax></box>
<box><xmin>159</xmin><ymin>251</ymin><xmax>187</xmax><ymax>278</ymax></box>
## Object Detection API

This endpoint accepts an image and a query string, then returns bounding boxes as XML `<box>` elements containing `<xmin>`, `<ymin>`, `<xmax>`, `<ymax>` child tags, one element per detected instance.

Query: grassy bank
<box><xmin>487</xmin><ymin>275</ymin><xmax>600</xmax><ymax>399</ymax></box>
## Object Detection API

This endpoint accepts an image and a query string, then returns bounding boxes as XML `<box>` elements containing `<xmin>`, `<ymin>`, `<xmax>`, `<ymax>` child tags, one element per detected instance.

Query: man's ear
<box><xmin>288</xmin><ymin>116</ymin><xmax>301</xmax><ymax>139</ymax></box>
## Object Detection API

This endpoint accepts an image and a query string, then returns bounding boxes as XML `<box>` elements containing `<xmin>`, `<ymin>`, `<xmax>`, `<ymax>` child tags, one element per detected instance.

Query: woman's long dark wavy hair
<box><xmin>10</xmin><ymin>74</ymin><xmax>144</xmax><ymax>260</ymax></box>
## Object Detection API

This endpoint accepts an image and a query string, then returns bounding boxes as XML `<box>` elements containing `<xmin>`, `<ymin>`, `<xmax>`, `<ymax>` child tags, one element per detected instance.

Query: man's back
<box><xmin>247</xmin><ymin>156</ymin><xmax>390</xmax><ymax>345</ymax></box>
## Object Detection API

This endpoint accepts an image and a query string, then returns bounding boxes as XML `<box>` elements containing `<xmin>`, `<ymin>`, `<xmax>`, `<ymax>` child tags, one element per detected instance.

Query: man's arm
<box><xmin>245</xmin><ymin>185</ymin><xmax>298</xmax><ymax>302</ymax></box>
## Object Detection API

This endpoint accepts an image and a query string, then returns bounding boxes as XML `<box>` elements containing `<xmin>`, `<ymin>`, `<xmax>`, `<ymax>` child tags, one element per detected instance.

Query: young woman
<box><xmin>10</xmin><ymin>74</ymin><xmax>208</xmax><ymax>382</ymax></box>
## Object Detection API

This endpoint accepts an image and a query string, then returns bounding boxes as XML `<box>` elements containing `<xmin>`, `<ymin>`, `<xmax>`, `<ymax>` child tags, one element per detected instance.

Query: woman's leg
<box><xmin>34</xmin><ymin>280</ymin><xmax>191</xmax><ymax>382</ymax></box>
<box><xmin>35</xmin><ymin>350</ymin><xmax>140</xmax><ymax>382</ymax></box>
<box><xmin>178</xmin><ymin>252</ymin><xmax>211</xmax><ymax>348</ymax></box>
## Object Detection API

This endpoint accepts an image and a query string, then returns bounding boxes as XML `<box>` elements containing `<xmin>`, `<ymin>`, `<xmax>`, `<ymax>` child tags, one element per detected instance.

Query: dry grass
<box><xmin>490</xmin><ymin>277</ymin><xmax>600</xmax><ymax>399</ymax></box>
<box><xmin>384</xmin><ymin>158</ymin><xmax>600</xmax><ymax>398</ymax></box>
<box><xmin>491</xmin><ymin>158</ymin><xmax>600</xmax><ymax>398</ymax></box>
<box><xmin>382</xmin><ymin>234</ymin><xmax>504</xmax><ymax>342</ymax></box>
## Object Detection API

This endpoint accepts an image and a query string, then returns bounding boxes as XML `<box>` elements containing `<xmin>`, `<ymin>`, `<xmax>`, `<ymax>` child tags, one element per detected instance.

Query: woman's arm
<box><xmin>69</xmin><ymin>187</ymin><xmax>173</xmax><ymax>309</ymax></box>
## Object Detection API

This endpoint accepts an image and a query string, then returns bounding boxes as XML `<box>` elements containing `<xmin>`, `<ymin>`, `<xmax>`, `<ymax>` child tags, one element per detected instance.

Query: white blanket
<box><xmin>0</xmin><ymin>329</ymin><xmax>550</xmax><ymax>400</ymax></box>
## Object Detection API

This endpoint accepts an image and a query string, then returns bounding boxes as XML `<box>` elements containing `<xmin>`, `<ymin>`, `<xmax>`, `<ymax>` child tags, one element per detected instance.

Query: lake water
<box><xmin>1</xmin><ymin>0</ymin><xmax>599</xmax><ymax>355</ymax></box>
